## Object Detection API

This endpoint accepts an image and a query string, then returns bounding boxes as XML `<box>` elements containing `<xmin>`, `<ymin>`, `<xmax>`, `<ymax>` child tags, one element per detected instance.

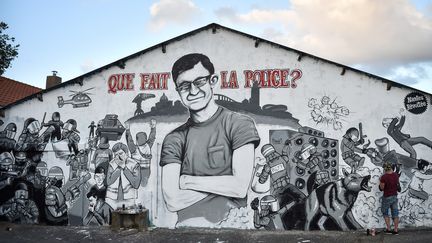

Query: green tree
<box><xmin>0</xmin><ymin>22</ymin><xmax>19</xmax><ymax>75</ymax></box>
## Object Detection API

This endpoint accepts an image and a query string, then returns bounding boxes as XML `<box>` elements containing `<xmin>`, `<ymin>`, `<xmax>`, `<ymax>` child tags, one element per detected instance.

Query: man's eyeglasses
<box><xmin>175</xmin><ymin>75</ymin><xmax>212</xmax><ymax>92</ymax></box>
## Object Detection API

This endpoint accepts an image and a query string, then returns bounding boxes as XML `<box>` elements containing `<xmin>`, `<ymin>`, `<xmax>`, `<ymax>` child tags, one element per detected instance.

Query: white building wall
<box><xmin>1</xmin><ymin>26</ymin><xmax>431</xmax><ymax>229</ymax></box>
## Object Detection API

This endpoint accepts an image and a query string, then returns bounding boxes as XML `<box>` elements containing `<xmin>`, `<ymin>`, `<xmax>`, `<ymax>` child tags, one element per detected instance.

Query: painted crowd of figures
<box><xmin>0</xmin><ymin>53</ymin><xmax>431</xmax><ymax>231</ymax></box>
<box><xmin>250</xmin><ymin>113</ymin><xmax>432</xmax><ymax>230</ymax></box>
<box><xmin>0</xmin><ymin>112</ymin><xmax>156</xmax><ymax>226</ymax></box>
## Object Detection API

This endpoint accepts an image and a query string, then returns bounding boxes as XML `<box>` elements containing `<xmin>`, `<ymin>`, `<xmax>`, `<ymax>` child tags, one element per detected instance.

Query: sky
<box><xmin>1</xmin><ymin>0</ymin><xmax>432</xmax><ymax>94</ymax></box>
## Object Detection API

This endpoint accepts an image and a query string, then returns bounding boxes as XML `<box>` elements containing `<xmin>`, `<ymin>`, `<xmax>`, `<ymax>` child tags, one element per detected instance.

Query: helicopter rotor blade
<box><xmin>81</xmin><ymin>87</ymin><xmax>95</xmax><ymax>93</ymax></box>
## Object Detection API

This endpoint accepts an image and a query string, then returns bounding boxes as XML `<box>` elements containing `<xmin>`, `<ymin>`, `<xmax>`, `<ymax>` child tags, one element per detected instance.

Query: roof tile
<box><xmin>0</xmin><ymin>76</ymin><xmax>42</xmax><ymax>107</ymax></box>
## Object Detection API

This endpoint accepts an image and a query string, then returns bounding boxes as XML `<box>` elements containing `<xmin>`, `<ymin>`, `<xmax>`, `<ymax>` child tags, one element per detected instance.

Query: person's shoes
<box><xmin>392</xmin><ymin>230</ymin><xmax>399</xmax><ymax>235</ymax></box>
<box><xmin>384</xmin><ymin>229</ymin><xmax>393</xmax><ymax>234</ymax></box>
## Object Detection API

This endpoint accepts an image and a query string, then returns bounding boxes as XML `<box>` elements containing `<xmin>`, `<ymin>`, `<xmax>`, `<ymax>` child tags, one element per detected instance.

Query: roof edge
<box><xmin>1</xmin><ymin>23</ymin><xmax>430</xmax><ymax>111</ymax></box>
<box><xmin>0</xmin><ymin>76</ymin><xmax>43</xmax><ymax>91</ymax></box>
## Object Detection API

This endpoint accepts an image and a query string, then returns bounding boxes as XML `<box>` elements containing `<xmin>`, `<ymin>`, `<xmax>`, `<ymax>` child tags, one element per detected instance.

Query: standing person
<box><xmin>126</xmin><ymin>119</ymin><xmax>156</xmax><ymax>187</ymax></box>
<box><xmin>83</xmin><ymin>186</ymin><xmax>112</xmax><ymax>226</ymax></box>
<box><xmin>92</xmin><ymin>136</ymin><xmax>113</xmax><ymax>174</ymax></box>
<box><xmin>380</xmin><ymin>162</ymin><xmax>400</xmax><ymax>235</ymax></box>
<box><xmin>88</xmin><ymin>121</ymin><xmax>96</xmax><ymax>139</ymax></box>
<box><xmin>40</xmin><ymin>112</ymin><xmax>64</xmax><ymax>142</ymax></box>
<box><xmin>62</xmin><ymin>119</ymin><xmax>80</xmax><ymax>155</ymax></box>
<box><xmin>44</xmin><ymin>167</ymin><xmax>70</xmax><ymax>225</ymax></box>
<box><xmin>160</xmin><ymin>53</ymin><xmax>260</xmax><ymax>227</ymax></box>
<box><xmin>106</xmin><ymin>142</ymin><xmax>141</xmax><ymax>208</ymax></box>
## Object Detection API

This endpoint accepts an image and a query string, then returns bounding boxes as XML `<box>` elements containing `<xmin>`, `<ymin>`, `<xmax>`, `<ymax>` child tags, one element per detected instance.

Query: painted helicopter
<box><xmin>58</xmin><ymin>88</ymin><xmax>94</xmax><ymax>108</ymax></box>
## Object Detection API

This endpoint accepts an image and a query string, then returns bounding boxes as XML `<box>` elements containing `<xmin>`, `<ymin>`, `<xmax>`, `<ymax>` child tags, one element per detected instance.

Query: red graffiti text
<box><xmin>220</xmin><ymin>71</ymin><xmax>239</xmax><ymax>89</ymax></box>
<box><xmin>243</xmin><ymin>69</ymin><xmax>303</xmax><ymax>88</ymax></box>
<box><xmin>140</xmin><ymin>72</ymin><xmax>170</xmax><ymax>90</ymax></box>
<box><xmin>108</xmin><ymin>73</ymin><xmax>135</xmax><ymax>94</ymax></box>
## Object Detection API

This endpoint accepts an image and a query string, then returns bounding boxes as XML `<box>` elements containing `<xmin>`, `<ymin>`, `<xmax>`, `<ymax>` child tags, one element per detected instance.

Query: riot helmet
<box><xmin>36</xmin><ymin>161</ymin><xmax>48</xmax><ymax>176</ymax></box>
<box><xmin>2</xmin><ymin>123</ymin><xmax>17</xmax><ymax>139</ymax></box>
<box><xmin>52</xmin><ymin>112</ymin><xmax>61</xmax><ymax>122</ymax></box>
<box><xmin>64</xmin><ymin>119</ymin><xmax>78</xmax><ymax>132</ymax></box>
<box><xmin>300</xmin><ymin>144</ymin><xmax>316</xmax><ymax>160</ymax></box>
<box><xmin>0</xmin><ymin>152</ymin><xmax>14</xmax><ymax>171</ymax></box>
<box><xmin>14</xmin><ymin>151</ymin><xmax>27</xmax><ymax>166</ymax></box>
<box><xmin>260</xmin><ymin>195</ymin><xmax>280</xmax><ymax>212</ymax></box>
<box><xmin>48</xmin><ymin>166</ymin><xmax>64</xmax><ymax>186</ymax></box>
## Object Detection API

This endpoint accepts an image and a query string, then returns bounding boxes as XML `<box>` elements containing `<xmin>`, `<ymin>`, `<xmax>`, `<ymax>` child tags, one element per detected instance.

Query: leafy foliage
<box><xmin>0</xmin><ymin>22</ymin><xmax>20</xmax><ymax>75</ymax></box>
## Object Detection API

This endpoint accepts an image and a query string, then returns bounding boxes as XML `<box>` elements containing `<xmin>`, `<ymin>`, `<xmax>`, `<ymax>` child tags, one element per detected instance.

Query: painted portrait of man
<box><xmin>160</xmin><ymin>53</ymin><xmax>260</xmax><ymax>227</ymax></box>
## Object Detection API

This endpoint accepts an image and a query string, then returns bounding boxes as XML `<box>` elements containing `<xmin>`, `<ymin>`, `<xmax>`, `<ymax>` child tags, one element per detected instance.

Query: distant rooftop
<box><xmin>0</xmin><ymin>76</ymin><xmax>42</xmax><ymax>107</ymax></box>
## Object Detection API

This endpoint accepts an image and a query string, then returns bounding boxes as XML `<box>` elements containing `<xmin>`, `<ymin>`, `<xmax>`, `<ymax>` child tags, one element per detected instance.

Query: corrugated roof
<box><xmin>0</xmin><ymin>76</ymin><xmax>42</xmax><ymax>107</ymax></box>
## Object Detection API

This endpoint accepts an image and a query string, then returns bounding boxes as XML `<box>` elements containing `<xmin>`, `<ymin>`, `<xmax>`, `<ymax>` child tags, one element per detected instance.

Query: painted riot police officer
<box><xmin>0</xmin><ymin>183</ymin><xmax>39</xmax><ymax>224</ymax></box>
<box><xmin>251</xmin><ymin>195</ymin><xmax>297</xmax><ymax>230</ymax></box>
<box><xmin>259</xmin><ymin>144</ymin><xmax>306</xmax><ymax>207</ymax></box>
<box><xmin>16</xmin><ymin>118</ymin><xmax>45</xmax><ymax>152</ymax></box>
<box><xmin>0</xmin><ymin>123</ymin><xmax>17</xmax><ymax>153</ymax></box>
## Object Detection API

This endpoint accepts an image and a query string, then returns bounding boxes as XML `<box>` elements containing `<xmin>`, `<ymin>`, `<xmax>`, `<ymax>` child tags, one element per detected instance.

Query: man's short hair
<box><xmin>171</xmin><ymin>53</ymin><xmax>215</xmax><ymax>83</ymax></box>
<box><xmin>86</xmin><ymin>186</ymin><xmax>106</xmax><ymax>199</ymax></box>
<box><xmin>383</xmin><ymin>162</ymin><xmax>393</xmax><ymax>172</ymax></box>
<box><xmin>95</xmin><ymin>165</ymin><xmax>106</xmax><ymax>174</ymax></box>
<box><xmin>112</xmin><ymin>142</ymin><xmax>128</xmax><ymax>154</ymax></box>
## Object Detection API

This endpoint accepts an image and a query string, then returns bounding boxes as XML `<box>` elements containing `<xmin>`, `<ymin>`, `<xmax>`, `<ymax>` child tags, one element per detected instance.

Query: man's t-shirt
<box><xmin>160</xmin><ymin>106</ymin><xmax>260</xmax><ymax>224</ymax></box>
<box><xmin>380</xmin><ymin>172</ymin><xmax>399</xmax><ymax>197</ymax></box>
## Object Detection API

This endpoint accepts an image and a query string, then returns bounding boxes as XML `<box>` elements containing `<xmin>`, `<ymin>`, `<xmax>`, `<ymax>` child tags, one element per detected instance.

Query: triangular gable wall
<box><xmin>0</xmin><ymin>23</ymin><xmax>431</xmax><ymax>230</ymax></box>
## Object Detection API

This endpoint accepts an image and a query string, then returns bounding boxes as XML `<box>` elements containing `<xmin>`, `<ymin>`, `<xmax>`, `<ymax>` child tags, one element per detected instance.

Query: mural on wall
<box><xmin>57</xmin><ymin>88</ymin><xmax>94</xmax><ymax>108</ymax></box>
<box><xmin>160</xmin><ymin>53</ymin><xmax>261</xmax><ymax>227</ymax></box>
<box><xmin>0</xmin><ymin>106</ymin><xmax>157</xmax><ymax>225</ymax></box>
<box><xmin>341</xmin><ymin>124</ymin><xmax>374</xmax><ymax>172</ymax></box>
<box><xmin>308</xmin><ymin>95</ymin><xmax>350</xmax><ymax>130</ymax></box>
<box><xmin>0</xmin><ymin>182</ymin><xmax>39</xmax><ymax>224</ymax></box>
<box><xmin>83</xmin><ymin>165</ymin><xmax>112</xmax><ymax>226</ymax></box>
<box><xmin>214</xmin><ymin>81</ymin><xmax>300</xmax><ymax>127</ymax></box>
<box><xmin>404</xmin><ymin>92</ymin><xmax>428</xmax><ymax>115</ymax></box>
<box><xmin>106</xmin><ymin>142</ymin><xmax>141</xmax><ymax>207</ymax></box>
<box><xmin>132</xmin><ymin>93</ymin><xmax>156</xmax><ymax>116</ymax></box>
<box><xmin>0</xmin><ymin>122</ymin><xmax>17</xmax><ymax>153</ymax></box>
<box><xmin>303</xmin><ymin>168</ymin><xmax>371</xmax><ymax>230</ymax></box>
<box><xmin>0</xmin><ymin>42</ymin><xmax>431</xmax><ymax>232</ymax></box>
<box><xmin>125</xmin><ymin>119</ymin><xmax>156</xmax><ymax>187</ymax></box>
<box><xmin>127</xmin><ymin>93</ymin><xmax>188</xmax><ymax>124</ymax></box>
<box><xmin>383</xmin><ymin>114</ymin><xmax>432</xmax><ymax>159</ymax></box>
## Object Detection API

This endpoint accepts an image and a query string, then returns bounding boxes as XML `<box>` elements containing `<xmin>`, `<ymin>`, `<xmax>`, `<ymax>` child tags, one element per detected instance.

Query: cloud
<box><xmin>387</xmin><ymin>62</ymin><xmax>431</xmax><ymax>85</ymax></box>
<box><xmin>389</xmin><ymin>62</ymin><xmax>432</xmax><ymax>93</ymax></box>
<box><xmin>356</xmin><ymin>61</ymin><xmax>432</xmax><ymax>93</ymax></box>
<box><xmin>215</xmin><ymin>0</ymin><xmax>432</xmax><ymax>66</ymax></box>
<box><xmin>80</xmin><ymin>59</ymin><xmax>96</xmax><ymax>73</ymax></box>
<box><xmin>148</xmin><ymin>0</ymin><xmax>201</xmax><ymax>30</ymax></box>
<box><xmin>214</xmin><ymin>0</ymin><xmax>432</xmax><ymax>93</ymax></box>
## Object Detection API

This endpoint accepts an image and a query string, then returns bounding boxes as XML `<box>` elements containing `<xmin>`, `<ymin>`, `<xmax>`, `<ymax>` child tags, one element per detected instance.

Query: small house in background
<box><xmin>0</xmin><ymin>76</ymin><xmax>42</xmax><ymax>108</ymax></box>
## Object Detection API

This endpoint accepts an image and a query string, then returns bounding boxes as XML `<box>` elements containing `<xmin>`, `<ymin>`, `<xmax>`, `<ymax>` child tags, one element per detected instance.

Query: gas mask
<box><xmin>15</xmin><ymin>189</ymin><xmax>28</xmax><ymax>200</ymax></box>
<box><xmin>37</xmin><ymin>167</ymin><xmax>48</xmax><ymax>177</ymax></box>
